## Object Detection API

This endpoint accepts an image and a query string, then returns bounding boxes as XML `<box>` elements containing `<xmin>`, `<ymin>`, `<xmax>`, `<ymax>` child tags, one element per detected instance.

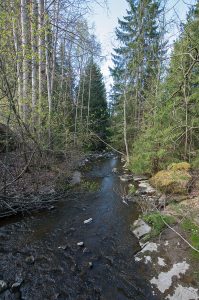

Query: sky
<box><xmin>88</xmin><ymin>0</ymin><xmax>196</xmax><ymax>93</ymax></box>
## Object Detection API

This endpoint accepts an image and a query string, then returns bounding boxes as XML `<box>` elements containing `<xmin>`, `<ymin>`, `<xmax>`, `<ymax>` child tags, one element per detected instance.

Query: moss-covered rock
<box><xmin>150</xmin><ymin>163</ymin><xmax>192</xmax><ymax>194</ymax></box>
<box><xmin>167</xmin><ymin>162</ymin><xmax>191</xmax><ymax>171</ymax></box>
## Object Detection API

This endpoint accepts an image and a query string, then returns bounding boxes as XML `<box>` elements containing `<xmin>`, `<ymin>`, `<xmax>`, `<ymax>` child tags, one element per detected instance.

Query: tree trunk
<box><xmin>38</xmin><ymin>0</ymin><xmax>45</xmax><ymax>133</ymax></box>
<box><xmin>30</xmin><ymin>0</ymin><xmax>37</xmax><ymax>124</ymax></box>
<box><xmin>51</xmin><ymin>0</ymin><xmax>60</xmax><ymax>93</ymax></box>
<box><xmin>123</xmin><ymin>89</ymin><xmax>129</xmax><ymax>163</ymax></box>
<box><xmin>11</xmin><ymin>0</ymin><xmax>22</xmax><ymax>116</ymax></box>
<box><xmin>21</xmin><ymin>0</ymin><xmax>29</xmax><ymax>121</ymax></box>
<box><xmin>87</xmin><ymin>67</ymin><xmax>92</xmax><ymax>133</ymax></box>
<box><xmin>45</xmin><ymin>18</ymin><xmax>52</xmax><ymax>146</ymax></box>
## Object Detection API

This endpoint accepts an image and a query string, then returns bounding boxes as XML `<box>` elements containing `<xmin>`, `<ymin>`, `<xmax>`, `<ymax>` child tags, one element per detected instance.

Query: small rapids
<box><xmin>0</xmin><ymin>156</ymin><xmax>157</xmax><ymax>300</ymax></box>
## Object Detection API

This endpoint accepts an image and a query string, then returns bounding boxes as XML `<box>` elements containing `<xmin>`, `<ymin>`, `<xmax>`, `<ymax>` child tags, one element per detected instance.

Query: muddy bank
<box><xmin>0</xmin><ymin>155</ymin><xmax>157</xmax><ymax>300</ymax></box>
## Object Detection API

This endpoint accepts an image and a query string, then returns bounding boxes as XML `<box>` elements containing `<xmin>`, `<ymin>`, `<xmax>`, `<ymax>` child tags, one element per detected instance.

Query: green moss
<box><xmin>150</xmin><ymin>169</ymin><xmax>191</xmax><ymax>194</ymax></box>
<box><xmin>181</xmin><ymin>219</ymin><xmax>199</xmax><ymax>259</ymax></box>
<box><xmin>79</xmin><ymin>180</ymin><xmax>100</xmax><ymax>192</ymax></box>
<box><xmin>167</xmin><ymin>162</ymin><xmax>191</xmax><ymax>171</ymax></box>
<box><xmin>143</xmin><ymin>212</ymin><xmax>176</xmax><ymax>237</ymax></box>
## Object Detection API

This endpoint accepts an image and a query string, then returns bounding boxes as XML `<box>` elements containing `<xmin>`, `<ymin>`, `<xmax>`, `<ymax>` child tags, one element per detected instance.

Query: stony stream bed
<box><xmin>0</xmin><ymin>156</ymin><xmax>158</xmax><ymax>300</ymax></box>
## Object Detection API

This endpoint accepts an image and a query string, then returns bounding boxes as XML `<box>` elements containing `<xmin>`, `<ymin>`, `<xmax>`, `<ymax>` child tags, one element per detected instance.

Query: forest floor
<box><xmin>0</xmin><ymin>149</ymin><xmax>86</xmax><ymax>218</ymax></box>
<box><xmin>0</xmin><ymin>149</ymin><xmax>84</xmax><ymax>196</ymax></box>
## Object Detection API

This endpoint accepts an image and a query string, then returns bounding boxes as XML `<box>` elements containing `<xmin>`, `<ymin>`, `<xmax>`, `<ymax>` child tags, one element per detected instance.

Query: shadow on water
<box><xmin>0</xmin><ymin>156</ymin><xmax>158</xmax><ymax>300</ymax></box>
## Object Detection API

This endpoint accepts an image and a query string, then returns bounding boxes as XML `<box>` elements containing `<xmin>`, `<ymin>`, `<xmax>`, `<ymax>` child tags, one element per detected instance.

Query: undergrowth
<box><xmin>143</xmin><ymin>212</ymin><xmax>176</xmax><ymax>238</ymax></box>
<box><xmin>181</xmin><ymin>219</ymin><xmax>199</xmax><ymax>260</ymax></box>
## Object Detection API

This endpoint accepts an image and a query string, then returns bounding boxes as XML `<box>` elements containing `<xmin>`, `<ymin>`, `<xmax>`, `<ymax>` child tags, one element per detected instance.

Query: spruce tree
<box><xmin>78</xmin><ymin>61</ymin><xmax>109</xmax><ymax>150</ymax></box>
<box><xmin>110</xmin><ymin>0</ymin><xmax>163</xmax><ymax>152</ymax></box>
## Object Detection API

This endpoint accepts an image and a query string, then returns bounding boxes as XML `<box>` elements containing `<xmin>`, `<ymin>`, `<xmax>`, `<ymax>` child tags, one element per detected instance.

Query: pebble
<box><xmin>88</xmin><ymin>262</ymin><xmax>93</xmax><ymax>268</ymax></box>
<box><xmin>11</xmin><ymin>282</ymin><xmax>22</xmax><ymax>291</ymax></box>
<box><xmin>77</xmin><ymin>242</ymin><xmax>84</xmax><ymax>247</ymax></box>
<box><xmin>25</xmin><ymin>255</ymin><xmax>35</xmax><ymax>264</ymax></box>
<box><xmin>58</xmin><ymin>245</ymin><xmax>67</xmax><ymax>250</ymax></box>
<box><xmin>84</xmin><ymin>218</ymin><xmax>93</xmax><ymax>224</ymax></box>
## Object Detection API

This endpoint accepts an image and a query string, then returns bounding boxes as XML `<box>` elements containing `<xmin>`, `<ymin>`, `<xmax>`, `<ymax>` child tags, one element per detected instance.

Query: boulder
<box><xmin>150</xmin><ymin>164</ymin><xmax>191</xmax><ymax>195</ymax></box>
<box><xmin>131</xmin><ymin>219</ymin><xmax>151</xmax><ymax>239</ymax></box>
<box><xmin>138</xmin><ymin>181</ymin><xmax>156</xmax><ymax>195</ymax></box>
<box><xmin>167</xmin><ymin>162</ymin><xmax>191</xmax><ymax>171</ymax></box>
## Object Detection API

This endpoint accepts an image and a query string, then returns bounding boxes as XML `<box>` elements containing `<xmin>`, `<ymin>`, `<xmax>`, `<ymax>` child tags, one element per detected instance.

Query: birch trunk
<box><xmin>21</xmin><ymin>0</ymin><xmax>28</xmax><ymax>121</ymax></box>
<box><xmin>30</xmin><ymin>0</ymin><xmax>37</xmax><ymax>123</ymax></box>
<box><xmin>38</xmin><ymin>0</ymin><xmax>45</xmax><ymax>131</ymax></box>
<box><xmin>51</xmin><ymin>0</ymin><xmax>60</xmax><ymax>93</ymax></box>
<box><xmin>45</xmin><ymin>18</ymin><xmax>52</xmax><ymax>145</ymax></box>
<box><xmin>11</xmin><ymin>1</ymin><xmax>22</xmax><ymax>116</ymax></box>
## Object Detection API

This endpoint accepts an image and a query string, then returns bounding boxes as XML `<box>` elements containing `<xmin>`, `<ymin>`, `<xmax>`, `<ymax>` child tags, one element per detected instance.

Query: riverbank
<box><xmin>126</xmin><ymin>161</ymin><xmax>199</xmax><ymax>299</ymax></box>
<box><xmin>0</xmin><ymin>150</ymin><xmax>112</xmax><ymax>218</ymax></box>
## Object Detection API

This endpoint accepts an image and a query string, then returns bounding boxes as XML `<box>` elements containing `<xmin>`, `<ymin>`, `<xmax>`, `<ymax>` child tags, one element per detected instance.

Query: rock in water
<box><xmin>119</xmin><ymin>174</ymin><xmax>132</xmax><ymax>182</ymax></box>
<box><xmin>77</xmin><ymin>242</ymin><xmax>84</xmax><ymax>247</ymax></box>
<box><xmin>112</xmin><ymin>168</ymin><xmax>118</xmax><ymax>174</ymax></box>
<box><xmin>84</xmin><ymin>218</ymin><xmax>93</xmax><ymax>224</ymax></box>
<box><xmin>25</xmin><ymin>255</ymin><xmax>35</xmax><ymax>264</ymax></box>
<box><xmin>58</xmin><ymin>245</ymin><xmax>67</xmax><ymax>250</ymax></box>
<box><xmin>0</xmin><ymin>280</ymin><xmax>7</xmax><ymax>293</ymax></box>
<box><xmin>88</xmin><ymin>262</ymin><xmax>93</xmax><ymax>268</ymax></box>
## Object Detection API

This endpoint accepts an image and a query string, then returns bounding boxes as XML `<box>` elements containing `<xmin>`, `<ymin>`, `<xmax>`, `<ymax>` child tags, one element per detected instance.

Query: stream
<box><xmin>0</xmin><ymin>155</ymin><xmax>158</xmax><ymax>300</ymax></box>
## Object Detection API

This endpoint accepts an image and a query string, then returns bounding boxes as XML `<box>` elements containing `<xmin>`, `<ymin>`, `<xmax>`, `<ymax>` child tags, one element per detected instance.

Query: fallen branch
<box><xmin>89</xmin><ymin>130</ymin><xmax>125</xmax><ymax>156</ymax></box>
<box><xmin>0</xmin><ymin>150</ymin><xmax>35</xmax><ymax>193</ymax></box>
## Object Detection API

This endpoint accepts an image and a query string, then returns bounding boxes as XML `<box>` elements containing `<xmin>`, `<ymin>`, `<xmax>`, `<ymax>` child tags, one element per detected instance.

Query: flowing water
<box><xmin>0</xmin><ymin>156</ymin><xmax>158</xmax><ymax>300</ymax></box>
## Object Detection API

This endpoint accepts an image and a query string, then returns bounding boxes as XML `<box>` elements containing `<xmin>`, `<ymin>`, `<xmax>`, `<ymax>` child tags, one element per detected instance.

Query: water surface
<box><xmin>0</xmin><ymin>156</ymin><xmax>157</xmax><ymax>299</ymax></box>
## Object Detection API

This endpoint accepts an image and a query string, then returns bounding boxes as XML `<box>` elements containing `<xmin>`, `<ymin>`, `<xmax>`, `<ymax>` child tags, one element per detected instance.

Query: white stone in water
<box><xmin>150</xmin><ymin>261</ymin><xmax>190</xmax><ymax>293</ymax></box>
<box><xmin>141</xmin><ymin>242</ymin><xmax>158</xmax><ymax>253</ymax></box>
<box><xmin>84</xmin><ymin>218</ymin><xmax>93</xmax><ymax>224</ymax></box>
<box><xmin>135</xmin><ymin>256</ymin><xmax>142</xmax><ymax>262</ymax></box>
<box><xmin>165</xmin><ymin>241</ymin><xmax>169</xmax><ymax>246</ymax></box>
<box><xmin>88</xmin><ymin>262</ymin><xmax>93</xmax><ymax>268</ymax></box>
<box><xmin>58</xmin><ymin>245</ymin><xmax>67</xmax><ymax>250</ymax></box>
<box><xmin>132</xmin><ymin>219</ymin><xmax>151</xmax><ymax>239</ymax></box>
<box><xmin>158</xmin><ymin>257</ymin><xmax>166</xmax><ymax>267</ymax></box>
<box><xmin>77</xmin><ymin>242</ymin><xmax>84</xmax><ymax>247</ymax></box>
<box><xmin>0</xmin><ymin>280</ymin><xmax>7</xmax><ymax>293</ymax></box>
<box><xmin>166</xmin><ymin>285</ymin><xmax>199</xmax><ymax>300</ymax></box>
<box><xmin>11</xmin><ymin>282</ymin><xmax>21</xmax><ymax>289</ymax></box>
